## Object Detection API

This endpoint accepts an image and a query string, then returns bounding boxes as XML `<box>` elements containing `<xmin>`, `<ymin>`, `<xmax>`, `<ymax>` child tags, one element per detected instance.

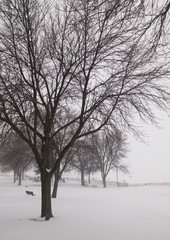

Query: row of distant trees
<box><xmin>0</xmin><ymin>133</ymin><xmax>34</xmax><ymax>185</ymax></box>
<box><xmin>66</xmin><ymin>128</ymin><xmax>128</xmax><ymax>188</ymax></box>
<box><xmin>0</xmin><ymin>0</ymin><xmax>170</xmax><ymax>220</ymax></box>
<box><xmin>0</xmin><ymin>126</ymin><xmax>128</xmax><ymax>189</ymax></box>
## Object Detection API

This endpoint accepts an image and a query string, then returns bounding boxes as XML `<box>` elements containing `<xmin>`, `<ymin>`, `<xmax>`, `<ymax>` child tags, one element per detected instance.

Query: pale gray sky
<box><xmin>118</xmin><ymin>110</ymin><xmax>170</xmax><ymax>184</ymax></box>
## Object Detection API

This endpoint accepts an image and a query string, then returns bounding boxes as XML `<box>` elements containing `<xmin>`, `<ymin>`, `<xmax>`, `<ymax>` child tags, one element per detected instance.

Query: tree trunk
<box><xmin>52</xmin><ymin>167</ymin><xmax>60</xmax><ymax>198</ymax></box>
<box><xmin>14</xmin><ymin>171</ymin><xmax>17</xmax><ymax>183</ymax></box>
<box><xmin>18</xmin><ymin>171</ymin><xmax>22</xmax><ymax>185</ymax></box>
<box><xmin>41</xmin><ymin>171</ymin><xmax>53</xmax><ymax>221</ymax></box>
<box><xmin>81</xmin><ymin>168</ymin><xmax>85</xmax><ymax>186</ymax></box>
<box><xmin>88</xmin><ymin>172</ymin><xmax>91</xmax><ymax>184</ymax></box>
<box><xmin>102</xmin><ymin>176</ymin><xmax>107</xmax><ymax>188</ymax></box>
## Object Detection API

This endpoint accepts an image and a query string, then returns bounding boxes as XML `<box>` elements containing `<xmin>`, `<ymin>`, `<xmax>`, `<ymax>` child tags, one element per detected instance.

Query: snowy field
<box><xmin>0</xmin><ymin>174</ymin><xmax>170</xmax><ymax>240</ymax></box>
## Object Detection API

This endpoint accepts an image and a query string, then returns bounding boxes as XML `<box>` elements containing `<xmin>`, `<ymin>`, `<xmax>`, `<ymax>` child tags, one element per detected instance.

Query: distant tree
<box><xmin>0</xmin><ymin>0</ymin><xmax>169</xmax><ymax>220</ymax></box>
<box><xmin>92</xmin><ymin>129</ymin><xmax>128</xmax><ymax>187</ymax></box>
<box><xmin>50</xmin><ymin>112</ymin><xmax>79</xmax><ymax>198</ymax></box>
<box><xmin>114</xmin><ymin>161</ymin><xmax>129</xmax><ymax>187</ymax></box>
<box><xmin>0</xmin><ymin>133</ymin><xmax>33</xmax><ymax>185</ymax></box>
<box><xmin>51</xmin><ymin>147</ymin><xmax>77</xmax><ymax>198</ymax></box>
<box><xmin>85</xmin><ymin>153</ymin><xmax>99</xmax><ymax>185</ymax></box>
<box><xmin>69</xmin><ymin>139</ymin><xmax>97</xmax><ymax>186</ymax></box>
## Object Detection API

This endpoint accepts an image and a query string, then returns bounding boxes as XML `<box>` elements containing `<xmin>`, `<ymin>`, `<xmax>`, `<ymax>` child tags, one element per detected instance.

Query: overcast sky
<box><xmin>117</xmin><ymin>110</ymin><xmax>170</xmax><ymax>184</ymax></box>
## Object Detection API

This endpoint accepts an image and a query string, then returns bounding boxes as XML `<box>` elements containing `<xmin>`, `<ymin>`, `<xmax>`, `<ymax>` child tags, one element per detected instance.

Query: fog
<box><xmin>121</xmin><ymin>112</ymin><xmax>170</xmax><ymax>184</ymax></box>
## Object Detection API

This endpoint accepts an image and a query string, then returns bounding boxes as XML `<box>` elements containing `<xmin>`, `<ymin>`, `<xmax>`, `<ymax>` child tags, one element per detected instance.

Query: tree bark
<box><xmin>18</xmin><ymin>171</ymin><xmax>22</xmax><ymax>185</ymax></box>
<box><xmin>41</xmin><ymin>171</ymin><xmax>53</xmax><ymax>221</ymax></box>
<box><xmin>14</xmin><ymin>171</ymin><xmax>17</xmax><ymax>183</ymax></box>
<box><xmin>81</xmin><ymin>168</ymin><xmax>85</xmax><ymax>186</ymax></box>
<box><xmin>88</xmin><ymin>172</ymin><xmax>91</xmax><ymax>184</ymax></box>
<box><xmin>52</xmin><ymin>167</ymin><xmax>60</xmax><ymax>198</ymax></box>
<box><xmin>102</xmin><ymin>176</ymin><xmax>107</xmax><ymax>188</ymax></box>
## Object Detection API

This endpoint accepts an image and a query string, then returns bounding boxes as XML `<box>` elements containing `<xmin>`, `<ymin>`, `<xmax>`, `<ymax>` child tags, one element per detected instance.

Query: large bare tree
<box><xmin>0</xmin><ymin>0</ymin><xmax>170</xmax><ymax>220</ymax></box>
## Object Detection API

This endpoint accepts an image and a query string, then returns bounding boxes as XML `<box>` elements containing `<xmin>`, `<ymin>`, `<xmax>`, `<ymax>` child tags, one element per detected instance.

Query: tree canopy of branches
<box><xmin>0</xmin><ymin>0</ymin><xmax>170</xmax><ymax>220</ymax></box>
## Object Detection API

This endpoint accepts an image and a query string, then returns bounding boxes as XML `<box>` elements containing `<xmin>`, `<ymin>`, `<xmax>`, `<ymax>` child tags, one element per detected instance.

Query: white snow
<box><xmin>0</xmin><ymin>174</ymin><xmax>170</xmax><ymax>240</ymax></box>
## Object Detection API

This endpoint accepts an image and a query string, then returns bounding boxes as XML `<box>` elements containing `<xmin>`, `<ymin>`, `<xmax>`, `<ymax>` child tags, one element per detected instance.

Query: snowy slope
<box><xmin>0</xmin><ymin>174</ymin><xmax>170</xmax><ymax>240</ymax></box>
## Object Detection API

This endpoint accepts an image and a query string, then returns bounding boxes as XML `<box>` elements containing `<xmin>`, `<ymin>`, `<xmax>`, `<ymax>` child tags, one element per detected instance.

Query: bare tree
<box><xmin>50</xmin><ymin>111</ymin><xmax>79</xmax><ymax>198</ymax></box>
<box><xmin>69</xmin><ymin>139</ymin><xmax>96</xmax><ymax>186</ymax></box>
<box><xmin>0</xmin><ymin>0</ymin><xmax>169</xmax><ymax>220</ymax></box>
<box><xmin>51</xmin><ymin>147</ymin><xmax>77</xmax><ymax>198</ymax></box>
<box><xmin>92</xmin><ymin>129</ymin><xmax>128</xmax><ymax>187</ymax></box>
<box><xmin>0</xmin><ymin>133</ymin><xmax>33</xmax><ymax>185</ymax></box>
<box><xmin>85</xmin><ymin>152</ymin><xmax>99</xmax><ymax>185</ymax></box>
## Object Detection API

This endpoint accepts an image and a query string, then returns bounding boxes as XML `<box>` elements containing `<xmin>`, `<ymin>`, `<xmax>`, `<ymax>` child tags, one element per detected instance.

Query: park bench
<box><xmin>26</xmin><ymin>190</ymin><xmax>35</xmax><ymax>196</ymax></box>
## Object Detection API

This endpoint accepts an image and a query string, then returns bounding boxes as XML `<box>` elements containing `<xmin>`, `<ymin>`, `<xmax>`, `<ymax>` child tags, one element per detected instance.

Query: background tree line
<box><xmin>0</xmin><ymin>126</ymin><xmax>128</xmax><ymax>189</ymax></box>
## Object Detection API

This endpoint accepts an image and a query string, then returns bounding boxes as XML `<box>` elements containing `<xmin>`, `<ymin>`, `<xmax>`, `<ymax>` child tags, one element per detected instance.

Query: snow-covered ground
<box><xmin>0</xmin><ymin>174</ymin><xmax>170</xmax><ymax>240</ymax></box>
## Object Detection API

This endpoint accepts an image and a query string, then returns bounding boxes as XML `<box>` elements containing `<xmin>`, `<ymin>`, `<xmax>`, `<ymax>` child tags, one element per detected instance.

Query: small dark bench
<box><xmin>26</xmin><ymin>190</ymin><xmax>35</xmax><ymax>196</ymax></box>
